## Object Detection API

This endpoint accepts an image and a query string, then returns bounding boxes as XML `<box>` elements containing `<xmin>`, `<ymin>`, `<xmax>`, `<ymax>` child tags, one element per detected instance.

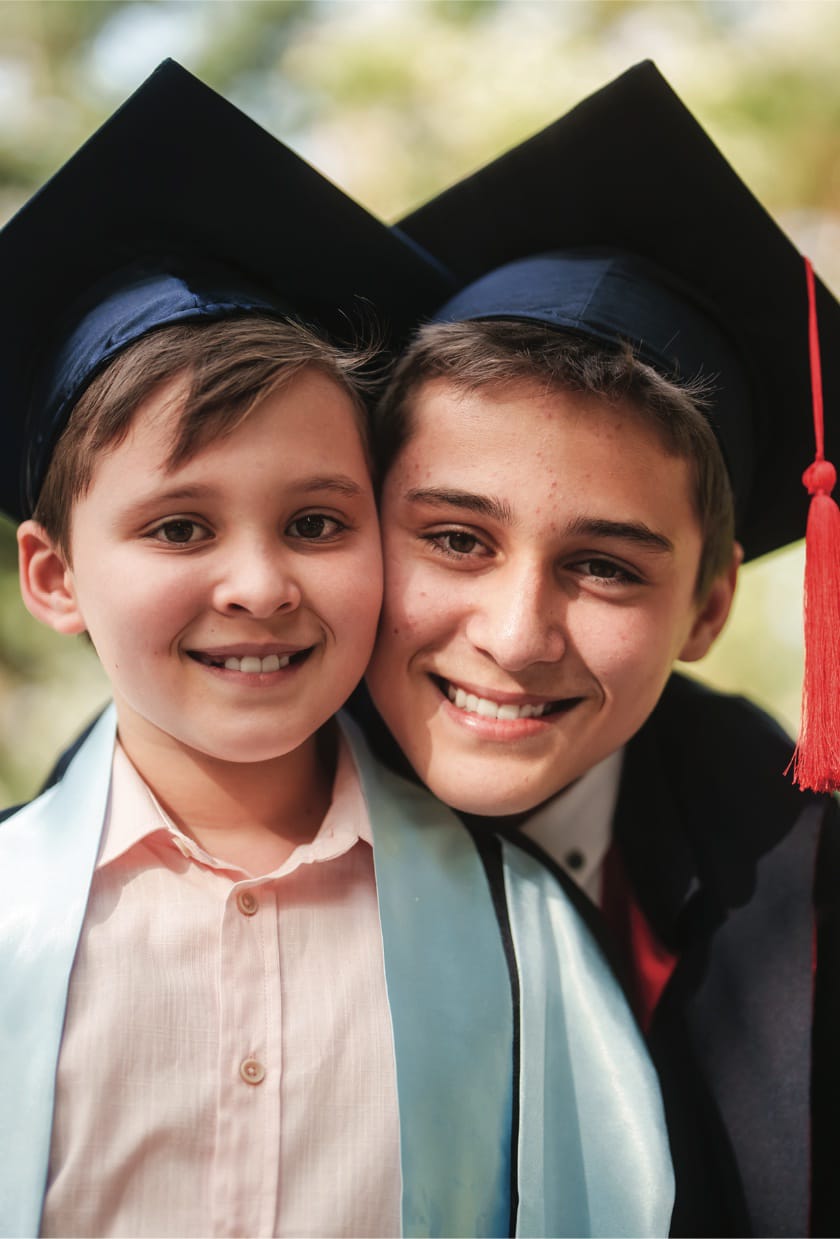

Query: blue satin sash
<box><xmin>342</xmin><ymin>714</ymin><xmax>673</xmax><ymax>1237</ymax></box>
<box><xmin>499</xmin><ymin>837</ymin><xmax>673</xmax><ymax>1236</ymax></box>
<box><xmin>0</xmin><ymin>707</ymin><xmax>115</xmax><ymax>1238</ymax></box>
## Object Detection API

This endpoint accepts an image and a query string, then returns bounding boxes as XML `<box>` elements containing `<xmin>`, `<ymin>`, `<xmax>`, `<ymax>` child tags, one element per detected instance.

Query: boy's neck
<box><xmin>116</xmin><ymin>718</ymin><xmax>337</xmax><ymax>877</ymax></box>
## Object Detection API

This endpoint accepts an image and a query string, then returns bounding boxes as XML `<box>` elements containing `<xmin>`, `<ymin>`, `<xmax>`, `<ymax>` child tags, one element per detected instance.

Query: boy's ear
<box><xmin>17</xmin><ymin>520</ymin><xmax>86</xmax><ymax>634</ymax></box>
<box><xmin>678</xmin><ymin>542</ymin><xmax>744</xmax><ymax>664</ymax></box>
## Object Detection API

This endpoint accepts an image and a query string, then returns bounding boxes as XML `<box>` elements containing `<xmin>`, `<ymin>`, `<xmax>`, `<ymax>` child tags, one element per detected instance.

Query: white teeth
<box><xmin>222</xmin><ymin>654</ymin><xmax>291</xmax><ymax>672</ymax></box>
<box><xmin>446</xmin><ymin>682</ymin><xmax>551</xmax><ymax>720</ymax></box>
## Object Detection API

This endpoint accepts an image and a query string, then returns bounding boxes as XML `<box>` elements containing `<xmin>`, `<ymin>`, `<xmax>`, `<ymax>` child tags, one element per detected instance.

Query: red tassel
<box><xmin>790</xmin><ymin>258</ymin><xmax>840</xmax><ymax>792</ymax></box>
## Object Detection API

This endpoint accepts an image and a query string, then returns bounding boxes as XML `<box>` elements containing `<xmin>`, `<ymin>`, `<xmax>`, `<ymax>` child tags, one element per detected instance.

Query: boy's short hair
<box><xmin>375</xmin><ymin>319</ymin><xmax>735</xmax><ymax>600</ymax></box>
<box><xmin>35</xmin><ymin>314</ymin><xmax>375</xmax><ymax>558</ymax></box>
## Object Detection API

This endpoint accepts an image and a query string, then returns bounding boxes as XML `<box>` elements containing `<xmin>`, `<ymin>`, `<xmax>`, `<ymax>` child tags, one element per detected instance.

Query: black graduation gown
<box><xmin>612</xmin><ymin>672</ymin><xmax>840</xmax><ymax>1238</ymax></box>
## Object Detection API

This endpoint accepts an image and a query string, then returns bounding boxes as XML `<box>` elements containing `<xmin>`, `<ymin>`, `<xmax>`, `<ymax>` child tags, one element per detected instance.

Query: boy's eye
<box><xmin>151</xmin><ymin>519</ymin><xmax>210</xmax><ymax>545</ymax></box>
<box><xmin>573</xmin><ymin>557</ymin><xmax>641</xmax><ymax>585</ymax></box>
<box><xmin>287</xmin><ymin>514</ymin><xmax>344</xmax><ymax>540</ymax></box>
<box><xmin>425</xmin><ymin>530</ymin><xmax>487</xmax><ymax>558</ymax></box>
<box><xmin>442</xmin><ymin>531</ymin><xmax>479</xmax><ymax>555</ymax></box>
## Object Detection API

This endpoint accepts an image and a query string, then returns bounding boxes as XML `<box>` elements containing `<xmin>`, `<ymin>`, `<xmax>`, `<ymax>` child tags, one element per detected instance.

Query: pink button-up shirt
<box><xmin>41</xmin><ymin>735</ymin><xmax>402</xmax><ymax>1238</ymax></box>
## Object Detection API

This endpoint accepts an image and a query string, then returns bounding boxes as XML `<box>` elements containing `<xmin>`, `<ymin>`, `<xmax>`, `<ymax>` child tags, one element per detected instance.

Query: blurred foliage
<box><xmin>0</xmin><ymin>0</ymin><xmax>836</xmax><ymax>802</ymax></box>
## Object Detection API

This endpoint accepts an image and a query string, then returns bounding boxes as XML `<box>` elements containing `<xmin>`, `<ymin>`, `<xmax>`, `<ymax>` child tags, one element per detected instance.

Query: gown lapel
<box><xmin>616</xmin><ymin>675</ymin><xmax>819</xmax><ymax>1236</ymax></box>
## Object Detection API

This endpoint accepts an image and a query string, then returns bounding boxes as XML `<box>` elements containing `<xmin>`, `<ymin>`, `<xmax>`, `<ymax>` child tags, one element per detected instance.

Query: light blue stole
<box><xmin>0</xmin><ymin>707</ymin><xmax>673</xmax><ymax>1237</ymax></box>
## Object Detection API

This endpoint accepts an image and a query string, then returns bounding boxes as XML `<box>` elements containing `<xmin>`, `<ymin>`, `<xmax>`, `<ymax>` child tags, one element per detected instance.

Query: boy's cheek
<box><xmin>383</xmin><ymin>552</ymin><xmax>451</xmax><ymax>628</ymax></box>
<box><xmin>380</xmin><ymin>593</ymin><xmax>442</xmax><ymax>654</ymax></box>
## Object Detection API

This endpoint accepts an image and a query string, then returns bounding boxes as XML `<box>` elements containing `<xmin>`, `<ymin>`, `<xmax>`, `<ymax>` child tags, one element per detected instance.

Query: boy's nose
<box><xmin>464</xmin><ymin>567</ymin><xmax>566</xmax><ymax>672</ymax></box>
<box><xmin>213</xmin><ymin>544</ymin><xmax>302</xmax><ymax>619</ymax></box>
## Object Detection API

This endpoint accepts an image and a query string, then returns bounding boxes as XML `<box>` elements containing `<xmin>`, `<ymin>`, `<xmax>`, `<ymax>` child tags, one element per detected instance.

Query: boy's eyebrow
<box><xmin>404</xmin><ymin>487</ymin><xmax>514</xmax><ymax>524</ymax></box>
<box><xmin>403</xmin><ymin>489</ymin><xmax>674</xmax><ymax>552</ymax></box>
<box><xmin>565</xmin><ymin>516</ymin><xmax>675</xmax><ymax>553</ymax></box>
<box><xmin>295</xmin><ymin>475</ymin><xmax>367</xmax><ymax>497</ymax></box>
<box><xmin>125</xmin><ymin>476</ymin><xmax>367</xmax><ymax>512</ymax></box>
<box><xmin>122</xmin><ymin>484</ymin><xmax>215</xmax><ymax>512</ymax></box>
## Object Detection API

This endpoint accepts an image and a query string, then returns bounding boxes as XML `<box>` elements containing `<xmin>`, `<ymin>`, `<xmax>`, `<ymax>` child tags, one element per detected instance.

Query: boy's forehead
<box><xmin>131</xmin><ymin>362</ymin><xmax>366</xmax><ymax>469</ymax></box>
<box><xmin>405</xmin><ymin>372</ymin><xmax>667</xmax><ymax>452</ymax></box>
<box><xmin>83</xmin><ymin>366</ymin><xmax>371</xmax><ymax>492</ymax></box>
<box><xmin>401</xmin><ymin>374</ymin><xmax>695</xmax><ymax>493</ymax></box>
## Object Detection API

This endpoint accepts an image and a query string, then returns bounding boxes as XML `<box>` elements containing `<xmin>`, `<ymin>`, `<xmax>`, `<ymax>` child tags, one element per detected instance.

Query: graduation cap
<box><xmin>1</xmin><ymin>58</ymin><xmax>454</xmax><ymax>523</ymax></box>
<box><xmin>395</xmin><ymin>61</ymin><xmax>840</xmax><ymax>792</ymax></box>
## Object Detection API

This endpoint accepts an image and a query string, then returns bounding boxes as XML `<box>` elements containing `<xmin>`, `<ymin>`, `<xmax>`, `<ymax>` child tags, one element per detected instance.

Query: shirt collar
<box><xmin>97</xmin><ymin>742</ymin><xmax>170</xmax><ymax>868</ymax></box>
<box><xmin>97</xmin><ymin>728</ymin><xmax>372</xmax><ymax>875</ymax></box>
<box><xmin>518</xmin><ymin>748</ymin><xmax>624</xmax><ymax>900</ymax></box>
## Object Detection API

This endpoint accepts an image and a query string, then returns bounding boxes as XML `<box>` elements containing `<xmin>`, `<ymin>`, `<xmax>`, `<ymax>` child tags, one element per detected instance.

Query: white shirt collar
<box><xmin>518</xmin><ymin>748</ymin><xmax>624</xmax><ymax>902</ymax></box>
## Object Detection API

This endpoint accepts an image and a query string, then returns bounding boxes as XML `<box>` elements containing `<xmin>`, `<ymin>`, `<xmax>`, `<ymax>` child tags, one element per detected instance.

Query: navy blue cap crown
<box><xmin>433</xmin><ymin>248</ymin><xmax>753</xmax><ymax>517</ymax></box>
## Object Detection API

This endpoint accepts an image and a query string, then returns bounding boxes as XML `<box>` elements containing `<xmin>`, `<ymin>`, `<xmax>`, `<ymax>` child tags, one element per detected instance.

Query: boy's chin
<box><xmin>117</xmin><ymin>714</ymin><xmax>320</xmax><ymax>770</ymax></box>
<box><xmin>182</xmin><ymin>729</ymin><xmax>321</xmax><ymax>767</ymax></box>
<box><xmin>417</xmin><ymin>762</ymin><xmax>573</xmax><ymax>821</ymax></box>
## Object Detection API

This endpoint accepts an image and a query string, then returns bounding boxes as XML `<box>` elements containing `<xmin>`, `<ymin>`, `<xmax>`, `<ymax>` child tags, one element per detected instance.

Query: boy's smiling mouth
<box><xmin>188</xmin><ymin>646</ymin><xmax>314</xmax><ymax>673</ymax></box>
<box><xmin>431</xmin><ymin>674</ymin><xmax>582</xmax><ymax>720</ymax></box>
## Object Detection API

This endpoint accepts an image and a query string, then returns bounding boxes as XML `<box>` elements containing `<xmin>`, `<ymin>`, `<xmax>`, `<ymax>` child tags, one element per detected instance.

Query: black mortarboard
<box><xmin>1</xmin><ymin>58</ymin><xmax>454</xmax><ymax>521</ymax></box>
<box><xmin>395</xmin><ymin>59</ymin><xmax>840</xmax><ymax>565</ymax></box>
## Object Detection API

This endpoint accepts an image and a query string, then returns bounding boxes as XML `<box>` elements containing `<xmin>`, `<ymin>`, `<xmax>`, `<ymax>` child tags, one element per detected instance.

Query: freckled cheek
<box><xmin>382</xmin><ymin>554</ymin><xmax>433</xmax><ymax>617</ymax></box>
<box><xmin>379</xmin><ymin>598</ymin><xmax>434</xmax><ymax>647</ymax></box>
<box><xmin>395</xmin><ymin>580</ymin><xmax>465</xmax><ymax>649</ymax></box>
<box><xmin>569</xmin><ymin>609</ymin><xmax>669</xmax><ymax>683</ymax></box>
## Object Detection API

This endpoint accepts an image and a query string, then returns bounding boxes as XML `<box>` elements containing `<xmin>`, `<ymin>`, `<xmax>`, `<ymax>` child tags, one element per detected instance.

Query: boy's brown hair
<box><xmin>35</xmin><ymin>314</ymin><xmax>376</xmax><ymax>558</ymax></box>
<box><xmin>375</xmin><ymin>319</ymin><xmax>736</xmax><ymax>600</ymax></box>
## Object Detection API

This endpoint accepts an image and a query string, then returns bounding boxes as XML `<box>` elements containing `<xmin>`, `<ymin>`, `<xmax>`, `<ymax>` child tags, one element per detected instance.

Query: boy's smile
<box><xmin>366</xmin><ymin>377</ymin><xmax>736</xmax><ymax>816</ymax></box>
<box><xmin>186</xmin><ymin>643</ymin><xmax>310</xmax><ymax>675</ymax></box>
<box><xmin>49</xmin><ymin>367</ymin><xmax>382</xmax><ymax>772</ymax></box>
<box><xmin>435</xmin><ymin>674</ymin><xmax>583</xmax><ymax>728</ymax></box>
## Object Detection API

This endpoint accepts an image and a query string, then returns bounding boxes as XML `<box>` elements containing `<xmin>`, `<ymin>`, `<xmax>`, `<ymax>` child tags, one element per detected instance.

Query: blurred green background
<box><xmin>0</xmin><ymin>0</ymin><xmax>837</xmax><ymax>805</ymax></box>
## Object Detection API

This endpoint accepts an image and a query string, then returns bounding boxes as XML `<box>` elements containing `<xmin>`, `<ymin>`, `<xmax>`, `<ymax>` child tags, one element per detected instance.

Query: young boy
<box><xmin>0</xmin><ymin>62</ymin><xmax>674</xmax><ymax>1238</ymax></box>
<box><xmin>366</xmin><ymin>63</ymin><xmax>840</xmax><ymax>1236</ymax></box>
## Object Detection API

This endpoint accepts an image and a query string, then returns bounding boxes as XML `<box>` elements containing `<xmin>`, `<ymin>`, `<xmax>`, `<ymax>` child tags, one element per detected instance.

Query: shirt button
<box><xmin>565</xmin><ymin>848</ymin><xmax>586</xmax><ymax>872</ymax></box>
<box><xmin>240</xmin><ymin>1057</ymin><xmax>265</xmax><ymax>1086</ymax></box>
<box><xmin>236</xmin><ymin>889</ymin><xmax>259</xmax><ymax>916</ymax></box>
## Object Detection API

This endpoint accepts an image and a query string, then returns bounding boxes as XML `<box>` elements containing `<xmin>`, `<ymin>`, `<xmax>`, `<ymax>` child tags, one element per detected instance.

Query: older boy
<box><xmin>0</xmin><ymin>63</ymin><xmax>673</xmax><ymax>1238</ymax></box>
<box><xmin>367</xmin><ymin>64</ymin><xmax>840</xmax><ymax>1236</ymax></box>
